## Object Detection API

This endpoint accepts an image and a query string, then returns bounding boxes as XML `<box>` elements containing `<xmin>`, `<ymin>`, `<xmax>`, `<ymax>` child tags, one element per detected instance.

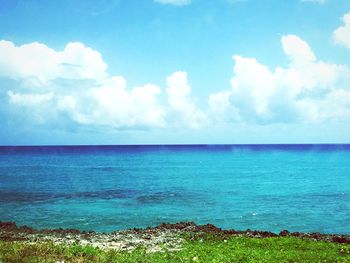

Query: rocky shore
<box><xmin>1</xmin><ymin>221</ymin><xmax>350</xmax><ymax>252</ymax></box>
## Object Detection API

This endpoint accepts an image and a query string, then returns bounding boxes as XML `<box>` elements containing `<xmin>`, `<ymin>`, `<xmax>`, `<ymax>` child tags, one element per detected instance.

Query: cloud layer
<box><xmin>0</xmin><ymin>40</ymin><xmax>205</xmax><ymax>130</ymax></box>
<box><xmin>209</xmin><ymin>34</ymin><xmax>350</xmax><ymax>124</ymax></box>
<box><xmin>1</xmin><ymin>14</ymin><xmax>350</xmax><ymax>134</ymax></box>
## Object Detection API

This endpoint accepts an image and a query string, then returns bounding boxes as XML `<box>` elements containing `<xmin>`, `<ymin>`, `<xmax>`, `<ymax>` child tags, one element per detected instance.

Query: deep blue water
<box><xmin>0</xmin><ymin>145</ymin><xmax>349</xmax><ymax>234</ymax></box>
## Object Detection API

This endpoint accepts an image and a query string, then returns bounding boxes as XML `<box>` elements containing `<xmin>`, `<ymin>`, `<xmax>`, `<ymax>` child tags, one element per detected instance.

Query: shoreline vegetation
<box><xmin>1</xmin><ymin>222</ymin><xmax>350</xmax><ymax>262</ymax></box>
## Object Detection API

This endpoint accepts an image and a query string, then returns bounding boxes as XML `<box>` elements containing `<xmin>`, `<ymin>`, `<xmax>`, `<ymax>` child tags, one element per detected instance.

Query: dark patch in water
<box><xmin>0</xmin><ymin>192</ymin><xmax>53</xmax><ymax>203</ymax></box>
<box><xmin>304</xmin><ymin>192</ymin><xmax>350</xmax><ymax>199</ymax></box>
<box><xmin>72</xmin><ymin>189</ymin><xmax>136</xmax><ymax>199</ymax></box>
<box><xmin>136</xmin><ymin>191</ymin><xmax>197</xmax><ymax>205</ymax></box>
<box><xmin>0</xmin><ymin>188</ymin><xmax>206</xmax><ymax>207</ymax></box>
<box><xmin>0</xmin><ymin>189</ymin><xmax>138</xmax><ymax>203</ymax></box>
<box><xmin>137</xmin><ymin>192</ymin><xmax>175</xmax><ymax>204</ymax></box>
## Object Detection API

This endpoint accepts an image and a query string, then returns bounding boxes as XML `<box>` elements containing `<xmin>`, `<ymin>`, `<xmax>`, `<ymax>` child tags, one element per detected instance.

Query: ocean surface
<box><xmin>0</xmin><ymin>145</ymin><xmax>349</xmax><ymax>234</ymax></box>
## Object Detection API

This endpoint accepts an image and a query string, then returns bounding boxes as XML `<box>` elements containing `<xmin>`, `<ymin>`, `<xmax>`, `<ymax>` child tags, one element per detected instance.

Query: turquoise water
<box><xmin>0</xmin><ymin>145</ymin><xmax>349</xmax><ymax>234</ymax></box>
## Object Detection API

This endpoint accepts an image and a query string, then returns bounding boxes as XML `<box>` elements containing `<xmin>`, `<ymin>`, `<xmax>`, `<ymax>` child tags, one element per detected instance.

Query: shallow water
<box><xmin>0</xmin><ymin>145</ymin><xmax>349</xmax><ymax>233</ymax></box>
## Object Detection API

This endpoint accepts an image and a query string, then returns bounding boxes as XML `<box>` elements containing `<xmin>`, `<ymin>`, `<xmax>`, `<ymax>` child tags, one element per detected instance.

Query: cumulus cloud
<box><xmin>58</xmin><ymin>77</ymin><xmax>166</xmax><ymax>128</ymax></box>
<box><xmin>153</xmin><ymin>0</ymin><xmax>191</xmax><ymax>6</ymax></box>
<box><xmin>0</xmin><ymin>40</ymin><xmax>107</xmax><ymax>85</ymax></box>
<box><xmin>0</xmin><ymin>40</ymin><xmax>206</xmax><ymax>130</ymax></box>
<box><xmin>282</xmin><ymin>35</ymin><xmax>316</xmax><ymax>64</ymax></box>
<box><xmin>333</xmin><ymin>11</ymin><xmax>350</xmax><ymax>49</ymax></box>
<box><xmin>166</xmin><ymin>72</ymin><xmax>207</xmax><ymax>128</ymax></box>
<box><xmin>209</xmin><ymin>34</ymin><xmax>350</xmax><ymax>124</ymax></box>
<box><xmin>1</xmin><ymin>35</ymin><xmax>349</xmax><ymax>133</ymax></box>
<box><xmin>8</xmin><ymin>91</ymin><xmax>54</xmax><ymax>106</ymax></box>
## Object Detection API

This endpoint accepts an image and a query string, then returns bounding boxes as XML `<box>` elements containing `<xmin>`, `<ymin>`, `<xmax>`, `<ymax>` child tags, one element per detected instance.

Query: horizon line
<box><xmin>1</xmin><ymin>143</ymin><xmax>350</xmax><ymax>147</ymax></box>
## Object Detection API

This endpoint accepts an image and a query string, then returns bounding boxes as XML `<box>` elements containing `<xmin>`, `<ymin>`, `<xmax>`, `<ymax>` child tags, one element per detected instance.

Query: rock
<box><xmin>291</xmin><ymin>232</ymin><xmax>303</xmax><ymax>237</ymax></box>
<box><xmin>156</xmin><ymin>222</ymin><xmax>196</xmax><ymax>231</ymax></box>
<box><xmin>309</xmin><ymin>233</ymin><xmax>322</xmax><ymax>240</ymax></box>
<box><xmin>1</xmin><ymin>220</ymin><xmax>350</xmax><ymax>249</ymax></box>
<box><xmin>223</xmin><ymin>229</ymin><xmax>239</xmax><ymax>235</ymax></box>
<box><xmin>19</xmin><ymin>225</ymin><xmax>34</xmax><ymax>233</ymax></box>
<box><xmin>0</xmin><ymin>222</ymin><xmax>17</xmax><ymax>231</ymax></box>
<box><xmin>256</xmin><ymin>230</ymin><xmax>277</xmax><ymax>238</ymax></box>
<box><xmin>197</xmin><ymin>224</ymin><xmax>222</xmax><ymax>233</ymax></box>
<box><xmin>279</xmin><ymin>230</ymin><xmax>290</xmax><ymax>236</ymax></box>
<box><xmin>332</xmin><ymin>236</ymin><xmax>350</xmax><ymax>244</ymax></box>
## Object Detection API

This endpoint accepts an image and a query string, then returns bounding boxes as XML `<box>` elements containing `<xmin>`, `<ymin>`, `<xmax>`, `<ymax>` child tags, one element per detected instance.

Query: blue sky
<box><xmin>1</xmin><ymin>0</ymin><xmax>350</xmax><ymax>145</ymax></box>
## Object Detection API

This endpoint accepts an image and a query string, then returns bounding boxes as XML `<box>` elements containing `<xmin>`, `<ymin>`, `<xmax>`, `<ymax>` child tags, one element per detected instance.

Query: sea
<box><xmin>0</xmin><ymin>145</ymin><xmax>349</xmax><ymax>234</ymax></box>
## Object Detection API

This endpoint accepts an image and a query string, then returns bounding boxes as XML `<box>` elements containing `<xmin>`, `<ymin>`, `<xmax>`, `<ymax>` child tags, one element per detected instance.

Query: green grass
<box><xmin>0</xmin><ymin>234</ymin><xmax>349</xmax><ymax>262</ymax></box>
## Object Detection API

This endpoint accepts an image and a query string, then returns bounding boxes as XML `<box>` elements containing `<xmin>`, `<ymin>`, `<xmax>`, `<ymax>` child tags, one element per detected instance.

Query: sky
<box><xmin>1</xmin><ymin>0</ymin><xmax>350</xmax><ymax>145</ymax></box>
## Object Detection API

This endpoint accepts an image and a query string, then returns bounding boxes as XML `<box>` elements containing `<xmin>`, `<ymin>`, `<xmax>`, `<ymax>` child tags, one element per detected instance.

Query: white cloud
<box><xmin>208</xmin><ymin>90</ymin><xmax>240</xmax><ymax>123</ymax></box>
<box><xmin>8</xmin><ymin>91</ymin><xmax>53</xmax><ymax>106</ymax></box>
<box><xmin>333</xmin><ymin>11</ymin><xmax>350</xmax><ymax>49</ymax></box>
<box><xmin>209</xmin><ymin>34</ymin><xmax>350</xmax><ymax>124</ymax></box>
<box><xmin>0</xmin><ymin>40</ymin><xmax>207</xmax><ymax>130</ymax></box>
<box><xmin>0</xmin><ymin>40</ymin><xmax>107</xmax><ymax>85</ymax></box>
<box><xmin>281</xmin><ymin>35</ymin><xmax>316</xmax><ymax>64</ymax></box>
<box><xmin>60</xmin><ymin>77</ymin><xmax>166</xmax><ymax>128</ymax></box>
<box><xmin>166</xmin><ymin>72</ymin><xmax>207</xmax><ymax>128</ymax></box>
<box><xmin>1</xmin><ymin>35</ymin><xmax>349</xmax><ymax>132</ymax></box>
<box><xmin>154</xmin><ymin>0</ymin><xmax>191</xmax><ymax>6</ymax></box>
<box><xmin>7</xmin><ymin>91</ymin><xmax>55</xmax><ymax>124</ymax></box>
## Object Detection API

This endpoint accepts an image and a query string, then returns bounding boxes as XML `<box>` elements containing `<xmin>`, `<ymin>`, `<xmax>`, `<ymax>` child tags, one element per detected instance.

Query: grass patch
<box><xmin>1</xmin><ymin>234</ymin><xmax>349</xmax><ymax>262</ymax></box>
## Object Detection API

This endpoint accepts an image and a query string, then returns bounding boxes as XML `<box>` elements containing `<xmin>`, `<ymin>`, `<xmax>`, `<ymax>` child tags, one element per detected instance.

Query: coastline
<box><xmin>1</xmin><ymin>221</ymin><xmax>350</xmax><ymax>252</ymax></box>
<box><xmin>2</xmin><ymin>221</ymin><xmax>350</xmax><ymax>262</ymax></box>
